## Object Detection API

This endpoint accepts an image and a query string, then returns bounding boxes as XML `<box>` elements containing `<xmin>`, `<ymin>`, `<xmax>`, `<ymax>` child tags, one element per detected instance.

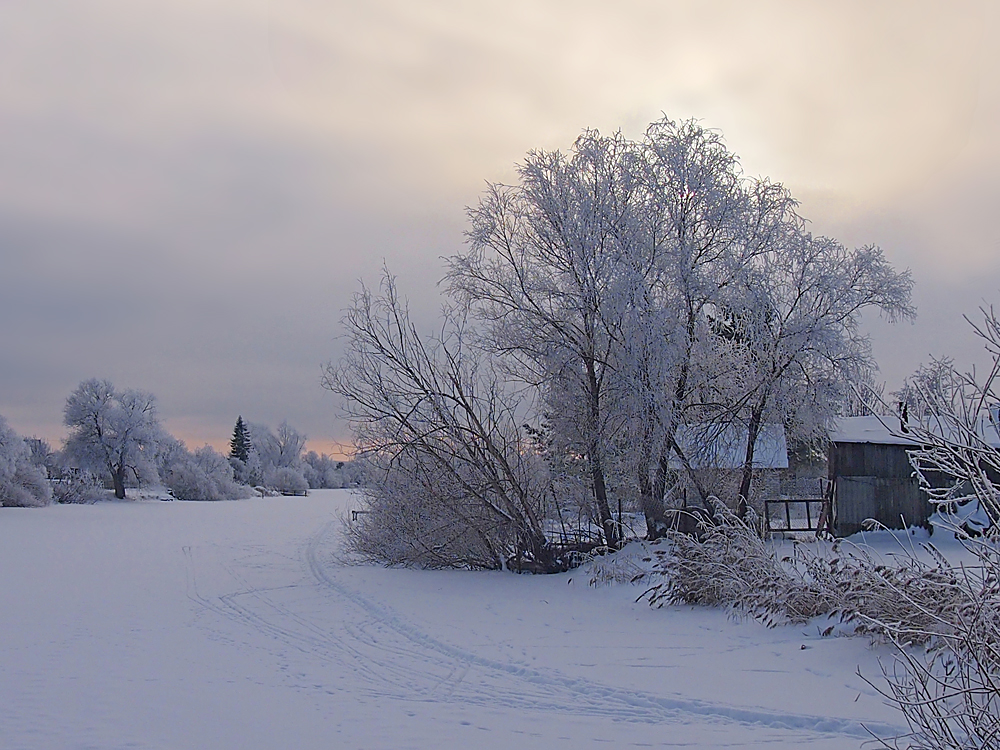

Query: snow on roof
<box><xmin>829</xmin><ymin>415</ymin><xmax>919</xmax><ymax>446</ymax></box>
<box><xmin>670</xmin><ymin>423</ymin><xmax>788</xmax><ymax>470</ymax></box>
<box><xmin>831</xmin><ymin>414</ymin><xmax>1000</xmax><ymax>448</ymax></box>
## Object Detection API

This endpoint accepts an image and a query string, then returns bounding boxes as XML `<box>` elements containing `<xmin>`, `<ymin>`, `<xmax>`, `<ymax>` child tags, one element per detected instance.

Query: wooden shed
<box><xmin>829</xmin><ymin>414</ymin><xmax>1000</xmax><ymax>536</ymax></box>
<box><xmin>827</xmin><ymin>416</ymin><xmax>926</xmax><ymax>536</ymax></box>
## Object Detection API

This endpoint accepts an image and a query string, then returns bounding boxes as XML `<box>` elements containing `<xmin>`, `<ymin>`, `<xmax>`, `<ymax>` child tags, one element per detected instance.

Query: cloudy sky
<box><xmin>2</xmin><ymin>0</ymin><xmax>998</xmax><ymax>456</ymax></box>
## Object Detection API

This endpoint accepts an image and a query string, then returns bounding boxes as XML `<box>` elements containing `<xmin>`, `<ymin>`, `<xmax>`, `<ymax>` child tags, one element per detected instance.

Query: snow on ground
<box><xmin>1</xmin><ymin>490</ymin><xmax>906</xmax><ymax>749</ymax></box>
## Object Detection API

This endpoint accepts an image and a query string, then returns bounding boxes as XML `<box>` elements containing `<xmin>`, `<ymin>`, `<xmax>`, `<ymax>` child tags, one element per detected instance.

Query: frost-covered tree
<box><xmin>610</xmin><ymin>120</ymin><xmax>799</xmax><ymax>531</ymax></box>
<box><xmin>0</xmin><ymin>416</ymin><xmax>52</xmax><ymax>507</ymax></box>
<box><xmin>247</xmin><ymin>421</ymin><xmax>308</xmax><ymax>493</ymax></box>
<box><xmin>324</xmin><ymin>273</ymin><xmax>555</xmax><ymax>569</ymax></box>
<box><xmin>302</xmin><ymin>451</ymin><xmax>345</xmax><ymax>489</ymax></box>
<box><xmin>269</xmin><ymin>466</ymin><xmax>309</xmax><ymax>496</ymax></box>
<box><xmin>330</xmin><ymin>114</ymin><xmax>915</xmax><ymax>558</ymax></box>
<box><xmin>724</xmin><ymin>234</ymin><xmax>914</xmax><ymax>515</ymax></box>
<box><xmin>449</xmin><ymin>117</ymin><xmax>802</xmax><ymax>537</ymax></box>
<box><xmin>160</xmin><ymin>439</ymin><xmax>250</xmax><ymax>502</ymax></box>
<box><xmin>448</xmin><ymin>129</ymin><xmax>646</xmax><ymax>548</ymax></box>
<box><xmin>63</xmin><ymin>379</ymin><xmax>164</xmax><ymax>499</ymax></box>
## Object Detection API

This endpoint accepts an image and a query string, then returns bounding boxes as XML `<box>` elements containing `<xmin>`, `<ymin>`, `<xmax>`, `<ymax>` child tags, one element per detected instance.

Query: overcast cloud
<box><xmin>1</xmin><ymin>0</ymin><xmax>998</xmax><ymax>455</ymax></box>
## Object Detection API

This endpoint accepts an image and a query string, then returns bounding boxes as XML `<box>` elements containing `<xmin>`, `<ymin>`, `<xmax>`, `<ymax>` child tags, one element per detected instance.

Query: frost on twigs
<box><xmin>859</xmin><ymin>306</ymin><xmax>1000</xmax><ymax>749</ymax></box>
<box><xmin>326</xmin><ymin>274</ymin><xmax>562</xmax><ymax>571</ymax></box>
<box><xmin>643</xmin><ymin>500</ymin><xmax>831</xmax><ymax>627</ymax></box>
<box><xmin>861</xmin><ymin>520</ymin><xmax>1000</xmax><ymax>750</ymax></box>
<box><xmin>643</xmin><ymin>501</ymin><xmax>976</xmax><ymax>640</ymax></box>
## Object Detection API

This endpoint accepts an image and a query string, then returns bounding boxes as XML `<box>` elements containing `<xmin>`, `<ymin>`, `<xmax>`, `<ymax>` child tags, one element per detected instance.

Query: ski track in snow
<box><xmin>182</xmin><ymin>520</ymin><xmax>903</xmax><ymax>742</ymax></box>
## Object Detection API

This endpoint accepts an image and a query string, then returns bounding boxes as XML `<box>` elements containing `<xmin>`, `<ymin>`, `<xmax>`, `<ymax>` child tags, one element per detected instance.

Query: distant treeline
<box><xmin>0</xmin><ymin>379</ymin><xmax>363</xmax><ymax>507</ymax></box>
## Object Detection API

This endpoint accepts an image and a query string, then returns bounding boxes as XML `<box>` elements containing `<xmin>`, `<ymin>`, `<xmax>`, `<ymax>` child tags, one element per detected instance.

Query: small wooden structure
<box><xmin>827</xmin><ymin>416</ymin><xmax>927</xmax><ymax>536</ymax></box>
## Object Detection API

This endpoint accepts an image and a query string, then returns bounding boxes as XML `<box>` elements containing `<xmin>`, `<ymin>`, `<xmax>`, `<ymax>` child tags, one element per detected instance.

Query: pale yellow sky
<box><xmin>1</xmin><ymin>0</ymin><xmax>997</xmax><ymax>453</ymax></box>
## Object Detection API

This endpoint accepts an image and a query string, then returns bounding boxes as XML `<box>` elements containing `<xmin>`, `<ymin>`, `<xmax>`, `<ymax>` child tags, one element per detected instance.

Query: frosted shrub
<box><xmin>645</xmin><ymin>501</ymin><xmax>976</xmax><ymax>636</ymax></box>
<box><xmin>860</xmin><ymin>306</ymin><xmax>1000</xmax><ymax>749</ymax></box>
<box><xmin>51</xmin><ymin>467</ymin><xmax>105</xmax><ymax>504</ymax></box>
<box><xmin>3</xmin><ymin>465</ymin><xmax>52</xmax><ymax>508</ymax></box>
<box><xmin>164</xmin><ymin>445</ymin><xmax>250</xmax><ymax>502</ymax></box>
<box><xmin>345</xmin><ymin>454</ymin><xmax>516</xmax><ymax>570</ymax></box>
<box><xmin>644</xmin><ymin>500</ymin><xmax>831</xmax><ymax>626</ymax></box>
<box><xmin>865</xmin><ymin>531</ymin><xmax>1000</xmax><ymax>750</ymax></box>
<box><xmin>0</xmin><ymin>416</ymin><xmax>52</xmax><ymax>508</ymax></box>
<box><xmin>643</xmin><ymin>500</ymin><xmax>999</xmax><ymax>749</ymax></box>
<box><xmin>267</xmin><ymin>466</ymin><xmax>308</xmax><ymax>496</ymax></box>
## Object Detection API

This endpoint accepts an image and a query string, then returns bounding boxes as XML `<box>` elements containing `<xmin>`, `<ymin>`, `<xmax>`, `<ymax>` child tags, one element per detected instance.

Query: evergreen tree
<box><xmin>229</xmin><ymin>416</ymin><xmax>251</xmax><ymax>463</ymax></box>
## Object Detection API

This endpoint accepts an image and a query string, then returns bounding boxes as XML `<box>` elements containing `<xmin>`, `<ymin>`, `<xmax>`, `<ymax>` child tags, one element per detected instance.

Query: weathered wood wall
<box><xmin>828</xmin><ymin>442</ymin><xmax>929</xmax><ymax>536</ymax></box>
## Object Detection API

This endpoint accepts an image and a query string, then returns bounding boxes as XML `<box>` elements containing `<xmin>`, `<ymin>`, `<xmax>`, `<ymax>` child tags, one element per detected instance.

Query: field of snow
<box><xmin>1</xmin><ymin>489</ymin><xmax>908</xmax><ymax>749</ymax></box>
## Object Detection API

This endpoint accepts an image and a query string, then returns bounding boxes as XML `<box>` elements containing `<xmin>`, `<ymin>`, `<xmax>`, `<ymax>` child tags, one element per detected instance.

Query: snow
<box><xmin>832</xmin><ymin>413</ymin><xmax>1000</xmax><ymax>447</ymax></box>
<box><xmin>829</xmin><ymin>414</ymin><xmax>919</xmax><ymax>445</ymax></box>
<box><xmin>0</xmin><ymin>490</ymin><xmax>905</xmax><ymax>749</ymax></box>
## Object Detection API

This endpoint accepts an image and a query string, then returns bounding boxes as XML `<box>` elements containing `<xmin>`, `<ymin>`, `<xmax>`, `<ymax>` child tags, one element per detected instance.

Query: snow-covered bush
<box><xmin>642</xmin><ymin>500</ymin><xmax>998</xmax><ymax>749</ymax></box>
<box><xmin>645</xmin><ymin>503</ymin><xmax>976</xmax><ymax>635</ymax></box>
<box><xmin>163</xmin><ymin>444</ymin><xmax>250</xmax><ymax>502</ymax></box>
<box><xmin>50</xmin><ymin>466</ymin><xmax>106</xmax><ymax>504</ymax></box>
<box><xmin>267</xmin><ymin>466</ymin><xmax>308</xmax><ymax>496</ymax></box>
<box><xmin>857</xmin><ymin>306</ymin><xmax>1000</xmax><ymax>749</ymax></box>
<box><xmin>0</xmin><ymin>416</ymin><xmax>52</xmax><ymax>507</ymax></box>
<box><xmin>643</xmin><ymin>501</ymin><xmax>832</xmax><ymax>626</ymax></box>
<box><xmin>345</xmin><ymin>453</ymin><xmax>518</xmax><ymax>570</ymax></box>
<box><xmin>302</xmin><ymin>451</ymin><xmax>344</xmax><ymax>489</ymax></box>
<box><xmin>863</xmin><ymin>527</ymin><xmax>1000</xmax><ymax>750</ymax></box>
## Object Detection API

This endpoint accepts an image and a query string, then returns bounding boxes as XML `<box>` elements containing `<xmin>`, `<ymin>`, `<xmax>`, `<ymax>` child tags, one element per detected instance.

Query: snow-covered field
<box><xmin>1</xmin><ymin>490</ymin><xmax>907</xmax><ymax>749</ymax></box>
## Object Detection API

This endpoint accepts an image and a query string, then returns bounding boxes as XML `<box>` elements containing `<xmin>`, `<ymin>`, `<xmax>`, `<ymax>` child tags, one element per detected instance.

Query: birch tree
<box><xmin>611</xmin><ymin>119</ymin><xmax>798</xmax><ymax>531</ymax></box>
<box><xmin>448</xmin><ymin>129</ymin><xmax>644</xmax><ymax>548</ymax></box>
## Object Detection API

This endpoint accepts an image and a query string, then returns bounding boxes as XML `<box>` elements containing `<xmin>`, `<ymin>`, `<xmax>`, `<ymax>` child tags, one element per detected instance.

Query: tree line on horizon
<box><xmin>0</xmin><ymin>380</ymin><xmax>362</xmax><ymax>507</ymax></box>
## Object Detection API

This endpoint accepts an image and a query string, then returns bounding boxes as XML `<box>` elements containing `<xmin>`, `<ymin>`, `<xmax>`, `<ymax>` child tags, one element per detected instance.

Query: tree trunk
<box><xmin>638</xmin><ymin>456</ymin><xmax>669</xmax><ymax>540</ymax></box>
<box><xmin>585</xmin><ymin>358</ymin><xmax>618</xmax><ymax>550</ymax></box>
<box><xmin>112</xmin><ymin>468</ymin><xmax>126</xmax><ymax>500</ymax></box>
<box><xmin>737</xmin><ymin>404</ymin><xmax>765</xmax><ymax>519</ymax></box>
<box><xmin>589</xmin><ymin>452</ymin><xmax>618</xmax><ymax>549</ymax></box>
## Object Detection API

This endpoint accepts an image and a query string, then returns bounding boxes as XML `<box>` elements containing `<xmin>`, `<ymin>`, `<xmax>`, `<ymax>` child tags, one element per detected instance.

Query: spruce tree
<box><xmin>229</xmin><ymin>416</ymin><xmax>251</xmax><ymax>463</ymax></box>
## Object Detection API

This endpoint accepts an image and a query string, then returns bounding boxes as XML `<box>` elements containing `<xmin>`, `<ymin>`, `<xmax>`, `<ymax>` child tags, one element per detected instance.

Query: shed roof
<box><xmin>830</xmin><ymin>415</ymin><xmax>919</xmax><ymax>446</ymax></box>
<box><xmin>670</xmin><ymin>423</ymin><xmax>788</xmax><ymax>469</ymax></box>
<box><xmin>831</xmin><ymin>414</ymin><xmax>1000</xmax><ymax>449</ymax></box>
